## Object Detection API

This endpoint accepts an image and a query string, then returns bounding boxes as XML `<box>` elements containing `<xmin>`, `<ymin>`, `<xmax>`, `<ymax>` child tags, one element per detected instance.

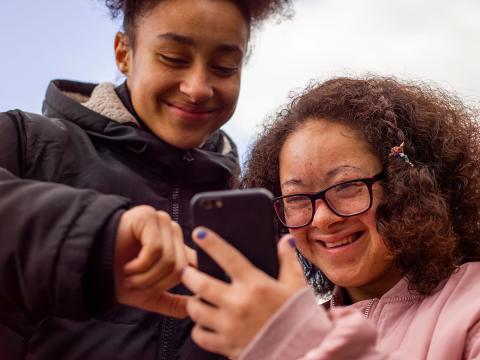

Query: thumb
<box><xmin>277</xmin><ymin>235</ymin><xmax>308</xmax><ymax>291</ymax></box>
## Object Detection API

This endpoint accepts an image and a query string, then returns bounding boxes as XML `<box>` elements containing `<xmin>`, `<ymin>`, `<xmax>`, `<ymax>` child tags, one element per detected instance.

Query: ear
<box><xmin>114</xmin><ymin>32</ymin><xmax>131</xmax><ymax>76</ymax></box>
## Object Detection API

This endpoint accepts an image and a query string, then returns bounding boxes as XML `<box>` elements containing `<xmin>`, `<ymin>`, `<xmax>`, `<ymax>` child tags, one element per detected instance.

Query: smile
<box><xmin>166</xmin><ymin>102</ymin><xmax>218</xmax><ymax>121</ymax></box>
<box><xmin>319</xmin><ymin>232</ymin><xmax>362</xmax><ymax>249</ymax></box>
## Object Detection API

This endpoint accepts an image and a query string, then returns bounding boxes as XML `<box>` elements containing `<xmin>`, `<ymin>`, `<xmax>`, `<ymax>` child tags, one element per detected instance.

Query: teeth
<box><xmin>324</xmin><ymin>235</ymin><xmax>355</xmax><ymax>248</ymax></box>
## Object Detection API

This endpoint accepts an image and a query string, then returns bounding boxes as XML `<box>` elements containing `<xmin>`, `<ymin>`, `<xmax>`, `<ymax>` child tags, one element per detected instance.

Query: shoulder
<box><xmin>427</xmin><ymin>262</ymin><xmax>480</xmax><ymax>300</ymax></box>
<box><xmin>443</xmin><ymin>263</ymin><xmax>480</xmax><ymax>357</ymax></box>
<box><xmin>2</xmin><ymin>110</ymin><xmax>84</xmax><ymax>141</ymax></box>
<box><xmin>0</xmin><ymin>110</ymin><xmax>90</xmax><ymax>172</ymax></box>
<box><xmin>445</xmin><ymin>262</ymin><xmax>480</xmax><ymax>289</ymax></box>
<box><xmin>424</xmin><ymin>262</ymin><xmax>480</xmax><ymax>319</ymax></box>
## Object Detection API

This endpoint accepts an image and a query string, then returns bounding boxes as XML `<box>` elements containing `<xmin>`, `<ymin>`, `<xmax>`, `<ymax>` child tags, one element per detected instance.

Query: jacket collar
<box><xmin>41</xmin><ymin>79</ymin><xmax>239</xmax><ymax>184</ymax></box>
<box><xmin>330</xmin><ymin>276</ymin><xmax>418</xmax><ymax>310</ymax></box>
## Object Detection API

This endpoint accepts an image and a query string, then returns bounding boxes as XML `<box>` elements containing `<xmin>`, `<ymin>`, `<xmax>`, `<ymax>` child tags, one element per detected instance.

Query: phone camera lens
<box><xmin>202</xmin><ymin>199</ymin><xmax>213</xmax><ymax>210</ymax></box>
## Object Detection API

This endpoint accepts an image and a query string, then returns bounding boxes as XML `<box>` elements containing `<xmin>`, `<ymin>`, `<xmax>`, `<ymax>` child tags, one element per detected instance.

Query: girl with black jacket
<box><xmin>0</xmin><ymin>1</ymin><xmax>291</xmax><ymax>359</ymax></box>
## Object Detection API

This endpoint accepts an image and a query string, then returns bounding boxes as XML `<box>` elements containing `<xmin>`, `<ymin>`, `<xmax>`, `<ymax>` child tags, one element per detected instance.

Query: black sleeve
<box><xmin>0</xmin><ymin>112</ymin><xmax>130</xmax><ymax>322</ymax></box>
<box><xmin>85</xmin><ymin>208</ymin><xmax>125</xmax><ymax>316</ymax></box>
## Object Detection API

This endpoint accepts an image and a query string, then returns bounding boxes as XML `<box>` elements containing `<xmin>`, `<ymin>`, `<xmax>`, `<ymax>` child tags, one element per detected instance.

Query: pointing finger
<box><xmin>191</xmin><ymin>227</ymin><xmax>255</xmax><ymax>281</ymax></box>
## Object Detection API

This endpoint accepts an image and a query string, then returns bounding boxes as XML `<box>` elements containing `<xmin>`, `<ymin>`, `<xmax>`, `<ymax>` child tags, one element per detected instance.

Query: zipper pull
<box><xmin>183</xmin><ymin>150</ymin><xmax>194</xmax><ymax>162</ymax></box>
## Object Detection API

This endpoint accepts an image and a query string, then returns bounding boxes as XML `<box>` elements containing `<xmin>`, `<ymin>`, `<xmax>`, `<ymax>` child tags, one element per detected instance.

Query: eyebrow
<box><xmin>281</xmin><ymin>179</ymin><xmax>303</xmax><ymax>188</ymax></box>
<box><xmin>158</xmin><ymin>32</ymin><xmax>195</xmax><ymax>46</ymax></box>
<box><xmin>280</xmin><ymin>165</ymin><xmax>363</xmax><ymax>189</ymax></box>
<box><xmin>325</xmin><ymin>165</ymin><xmax>362</xmax><ymax>178</ymax></box>
<box><xmin>157</xmin><ymin>32</ymin><xmax>244</xmax><ymax>56</ymax></box>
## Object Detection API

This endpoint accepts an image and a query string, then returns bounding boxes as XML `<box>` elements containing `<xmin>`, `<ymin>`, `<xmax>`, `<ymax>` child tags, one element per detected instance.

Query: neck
<box><xmin>114</xmin><ymin>81</ymin><xmax>151</xmax><ymax>132</ymax></box>
<box><xmin>345</xmin><ymin>265</ymin><xmax>403</xmax><ymax>303</ymax></box>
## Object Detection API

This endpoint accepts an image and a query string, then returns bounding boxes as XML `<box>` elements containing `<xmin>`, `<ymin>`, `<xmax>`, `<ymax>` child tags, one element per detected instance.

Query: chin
<box><xmin>324</xmin><ymin>269</ymin><xmax>364</xmax><ymax>288</ymax></box>
<box><xmin>172</xmin><ymin>137</ymin><xmax>206</xmax><ymax>149</ymax></box>
<box><xmin>153</xmin><ymin>130</ymin><xmax>207</xmax><ymax>149</ymax></box>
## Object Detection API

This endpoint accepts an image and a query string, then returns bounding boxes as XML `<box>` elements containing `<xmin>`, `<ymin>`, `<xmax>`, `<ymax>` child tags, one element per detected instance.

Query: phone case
<box><xmin>190</xmin><ymin>188</ymin><xmax>279</xmax><ymax>281</ymax></box>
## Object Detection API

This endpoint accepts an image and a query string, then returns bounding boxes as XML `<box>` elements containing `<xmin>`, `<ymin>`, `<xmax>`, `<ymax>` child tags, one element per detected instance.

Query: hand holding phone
<box><xmin>182</xmin><ymin>209</ymin><xmax>305</xmax><ymax>359</ymax></box>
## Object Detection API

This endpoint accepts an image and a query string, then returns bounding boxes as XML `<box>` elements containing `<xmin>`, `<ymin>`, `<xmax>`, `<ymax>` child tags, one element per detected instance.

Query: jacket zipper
<box><xmin>171</xmin><ymin>186</ymin><xmax>180</xmax><ymax>222</ymax></box>
<box><xmin>160</xmin><ymin>317</ymin><xmax>174</xmax><ymax>360</ymax></box>
<box><xmin>159</xmin><ymin>186</ymin><xmax>180</xmax><ymax>360</ymax></box>
<box><xmin>363</xmin><ymin>298</ymin><xmax>378</xmax><ymax>318</ymax></box>
<box><xmin>331</xmin><ymin>295</ymin><xmax>378</xmax><ymax>319</ymax></box>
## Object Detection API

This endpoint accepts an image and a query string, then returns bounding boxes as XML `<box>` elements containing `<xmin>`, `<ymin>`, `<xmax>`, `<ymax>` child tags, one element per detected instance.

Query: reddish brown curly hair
<box><xmin>242</xmin><ymin>76</ymin><xmax>480</xmax><ymax>295</ymax></box>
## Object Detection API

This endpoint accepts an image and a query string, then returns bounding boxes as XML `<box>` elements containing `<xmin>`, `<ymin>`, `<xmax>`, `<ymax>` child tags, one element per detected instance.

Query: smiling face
<box><xmin>114</xmin><ymin>0</ymin><xmax>248</xmax><ymax>149</ymax></box>
<box><xmin>279</xmin><ymin>118</ymin><xmax>401</xmax><ymax>301</ymax></box>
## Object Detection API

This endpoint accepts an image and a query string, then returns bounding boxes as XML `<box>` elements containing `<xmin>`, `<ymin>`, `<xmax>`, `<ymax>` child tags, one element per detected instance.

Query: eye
<box><xmin>211</xmin><ymin>65</ymin><xmax>239</xmax><ymax>77</ymax></box>
<box><xmin>159</xmin><ymin>54</ymin><xmax>189</xmax><ymax>66</ymax></box>
<box><xmin>332</xmin><ymin>181</ymin><xmax>366</xmax><ymax>197</ymax></box>
<box><xmin>284</xmin><ymin>195</ymin><xmax>310</xmax><ymax>208</ymax></box>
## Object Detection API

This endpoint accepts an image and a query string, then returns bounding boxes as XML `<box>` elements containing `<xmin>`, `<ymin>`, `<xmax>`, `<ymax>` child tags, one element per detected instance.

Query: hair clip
<box><xmin>389</xmin><ymin>142</ymin><xmax>414</xmax><ymax>167</ymax></box>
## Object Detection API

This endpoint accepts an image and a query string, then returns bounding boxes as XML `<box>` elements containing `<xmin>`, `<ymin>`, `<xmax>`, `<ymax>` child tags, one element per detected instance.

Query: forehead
<box><xmin>279</xmin><ymin>118</ymin><xmax>381</xmax><ymax>187</ymax></box>
<box><xmin>135</xmin><ymin>0</ymin><xmax>248</xmax><ymax>49</ymax></box>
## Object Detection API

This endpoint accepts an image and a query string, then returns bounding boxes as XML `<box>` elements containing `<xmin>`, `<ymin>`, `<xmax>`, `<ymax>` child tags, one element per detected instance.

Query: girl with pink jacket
<box><xmin>182</xmin><ymin>76</ymin><xmax>480</xmax><ymax>359</ymax></box>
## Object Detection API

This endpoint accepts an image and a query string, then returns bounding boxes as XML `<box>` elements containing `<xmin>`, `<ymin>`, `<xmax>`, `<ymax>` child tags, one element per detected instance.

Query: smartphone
<box><xmin>190</xmin><ymin>188</ymin><xmax>279</xmax><ymax>281</ymax></box>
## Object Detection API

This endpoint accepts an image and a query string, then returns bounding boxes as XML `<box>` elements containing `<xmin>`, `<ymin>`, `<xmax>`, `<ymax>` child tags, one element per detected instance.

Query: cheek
<box><xmin>219</xmin><ymin>77</ymin><xmax>241</xmax><ymax>109</ymax></box>
<box><xmin>361</xmin><ymin>212</ymin><xmax>390</xmax><ymax>258</ymax></box>
<box><xmin>364</xmin><ymin>213</ymin><xmax>379</xmax><ymax>232</ymax></box>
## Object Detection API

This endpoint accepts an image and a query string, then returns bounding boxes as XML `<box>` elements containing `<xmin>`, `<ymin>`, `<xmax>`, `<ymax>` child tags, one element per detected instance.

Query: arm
<box><xmin>0</xmin><ymin>166</ymin><xmax>128</xmax><ymax>320</ymax></box>
<box><xmin>182</xmin><ymin>228</ymin><xmax>414</xmax><ymax>360</ymax></box>
<box><xmin>0</xmin><ymin>111</ymin><xmax>130</xmax><ymax>321</ymax></box>
<box><xmin>464</xmin><ymin>321</ymin><xmax>480</xmax><ymax>359</ymax></box>
<box><xmin>0</xmin><ymin>112</ymin><xmax>191</xmax><ymax>323</ymax></box>
<box><xmin>240</xmin><ymin>294</ymin><xmax>403</xmax><ymax>360</ymax></box>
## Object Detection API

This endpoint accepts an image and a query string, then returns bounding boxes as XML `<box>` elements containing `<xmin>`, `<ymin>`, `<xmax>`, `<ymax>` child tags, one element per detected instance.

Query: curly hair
<box><xmin>104</xmin><ymin>0</ymin><xmax>292</xmax><ymax>46</ymax></box>
<box><xmin>242</xmin><ymin>76</ymin><xmax>480</xmax><ymax>296</ymax></box>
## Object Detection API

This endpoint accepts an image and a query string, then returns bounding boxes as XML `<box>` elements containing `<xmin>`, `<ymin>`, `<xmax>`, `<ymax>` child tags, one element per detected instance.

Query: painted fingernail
<box><xmin>196</xmin><ymin>229</ymin><xmax>208</xmax><ymax>240</ymax></box>
<box><xmin>288</xmin><ymin>237</ymin><xmax>296</xmax><ymax>248</ymax></box>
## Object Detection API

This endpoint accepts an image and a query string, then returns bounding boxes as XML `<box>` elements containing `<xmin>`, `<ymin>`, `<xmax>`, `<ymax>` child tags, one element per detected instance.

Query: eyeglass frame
<box><xmin>273</xmin><ymin>171</ymin><xmax>386</xmax><ymax>229</ymax></box>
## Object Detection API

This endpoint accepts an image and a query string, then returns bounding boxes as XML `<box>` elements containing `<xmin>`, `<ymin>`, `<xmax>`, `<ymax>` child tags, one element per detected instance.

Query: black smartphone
<box><xmin>190</xmin><ymin>188</ymin><xmax>279</xmax><ymax>281</ymax></box>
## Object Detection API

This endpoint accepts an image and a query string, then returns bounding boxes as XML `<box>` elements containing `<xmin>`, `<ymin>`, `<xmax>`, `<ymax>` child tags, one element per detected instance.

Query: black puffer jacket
<box><xmin>0</xmin><ymin>80</ymin><xmax>238</xmax><ymax>360</ymax></box>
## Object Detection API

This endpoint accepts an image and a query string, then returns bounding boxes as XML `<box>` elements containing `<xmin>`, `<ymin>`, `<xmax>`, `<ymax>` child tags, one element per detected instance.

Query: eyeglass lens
<box><xmin>275</xmin><ymin>180</ymin><xmax>372</xmax><ymax>227</ymax></box>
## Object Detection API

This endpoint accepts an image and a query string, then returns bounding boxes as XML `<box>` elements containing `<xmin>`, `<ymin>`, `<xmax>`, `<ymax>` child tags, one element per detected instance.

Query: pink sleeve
<box><xmin>239</xmin><ymin>288</ymin><xmax>331</xmax><ymax>360</ymax></box>
<box><xmin>464</xmin><ymin>320</ymin><xmax>480</xmax><ymax>359</ymax></box>
<box><xmin>240</xmin><ymin>289</ymin><xmax>409</xmax><ymax>360</ymax></box>
<box><xmin>300</xmin><ymin>308</ymin><xmax>391</xmax><ymax>360</ymax></box>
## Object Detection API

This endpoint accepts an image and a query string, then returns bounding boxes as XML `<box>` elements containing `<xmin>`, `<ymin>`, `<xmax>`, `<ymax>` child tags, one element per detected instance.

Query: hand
<box><xmin>182</xmin><ymin>228</ymin><xmax>308</xmax><ymax>358</ymax></box>
<box><xmin>114</xmin><ymin>205</ymin><xmax>196</xmax><ymax>318</ymax></box>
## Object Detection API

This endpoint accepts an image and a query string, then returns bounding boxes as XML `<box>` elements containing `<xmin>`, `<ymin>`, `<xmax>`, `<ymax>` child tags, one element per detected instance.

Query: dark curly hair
<box><xmin>104</xmin><ymin>0</ymin><xmax>292</xmax><ymax>46</ymax></box>
<box><xmin>242</xmin><ymin>76</ymin><xmax>480</xmax><ymax>296</ymax></box>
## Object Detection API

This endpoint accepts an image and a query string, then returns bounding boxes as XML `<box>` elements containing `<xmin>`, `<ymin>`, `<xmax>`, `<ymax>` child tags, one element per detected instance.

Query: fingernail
<box><xmin>288</xmin><ymin>237</ymin><xmax>296</xmax><ymax>248</ymax></box>
<box><xmin>180</xmin><ymin>267</ymin><xmax>187</xmax><ymax>277</ymax></box>
<box><xmin>196</xmin><ymin>229</ymin><xmax>208</xmax><ymax>240</ymax></box>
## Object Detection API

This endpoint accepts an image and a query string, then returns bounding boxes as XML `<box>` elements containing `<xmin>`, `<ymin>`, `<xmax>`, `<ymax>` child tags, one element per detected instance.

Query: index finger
<box><xmin>192</xmin><ymin>227</ymin><xmax>255</xmax><ymax>280</ymax></box>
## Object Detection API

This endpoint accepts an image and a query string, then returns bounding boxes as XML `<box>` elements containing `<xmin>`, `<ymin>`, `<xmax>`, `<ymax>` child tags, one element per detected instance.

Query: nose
<box><xmin>310</xmin><ymin>199</ymin><xmax>345</xmax><ymax>232</ymax></box>
<box><xmin>179</xmin><ymin>66</ymin><xmax>214</xmax><ymax>103</ymax></box>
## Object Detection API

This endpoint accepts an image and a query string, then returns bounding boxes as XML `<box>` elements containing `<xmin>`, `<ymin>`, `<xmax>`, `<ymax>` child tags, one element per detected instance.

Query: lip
<box><xmin>166</xmin><ymin>102</ymin><xmax>218</xmax><ymax>122</ymax></box>
<box><xmin>314</xmin><ymin>231</ymin><xmax>365</xmax><ymax>253</ymax></box>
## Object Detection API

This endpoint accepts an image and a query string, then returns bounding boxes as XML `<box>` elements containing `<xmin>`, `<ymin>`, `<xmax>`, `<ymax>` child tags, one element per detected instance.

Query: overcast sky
<box><xmin>2</xmin><ymin>0</ymin><xmax>479</xmax><ymax>164</ymax></box>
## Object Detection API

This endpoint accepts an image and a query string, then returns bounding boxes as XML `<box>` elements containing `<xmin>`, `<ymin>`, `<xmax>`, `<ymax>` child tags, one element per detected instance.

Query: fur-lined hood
<box><xmin>41</xmin><ymin>79</ymin><xmax>239</xmax><ymax>185</ymax></box>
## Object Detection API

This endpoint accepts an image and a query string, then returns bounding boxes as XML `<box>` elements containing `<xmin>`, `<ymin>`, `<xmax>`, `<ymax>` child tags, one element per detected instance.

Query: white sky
<box><xmin>2</xmin><ymin>0</ymin><xmax>479</xmax><ymax>164</ymax></box>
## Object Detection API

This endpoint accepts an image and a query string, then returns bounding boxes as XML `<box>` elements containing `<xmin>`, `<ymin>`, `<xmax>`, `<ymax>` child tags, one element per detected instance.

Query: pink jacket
<box><xmin>240</xmin><ymin>262</ymin><xmax>480</xmax><ymax>360</ymax></box>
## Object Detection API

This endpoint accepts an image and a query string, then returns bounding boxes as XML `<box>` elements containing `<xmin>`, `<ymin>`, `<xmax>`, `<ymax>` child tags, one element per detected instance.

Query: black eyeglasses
<box><xmin>273</xmin><ymin>171</ymin><xmax>385</xmax><ymax>229</ymax></box>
